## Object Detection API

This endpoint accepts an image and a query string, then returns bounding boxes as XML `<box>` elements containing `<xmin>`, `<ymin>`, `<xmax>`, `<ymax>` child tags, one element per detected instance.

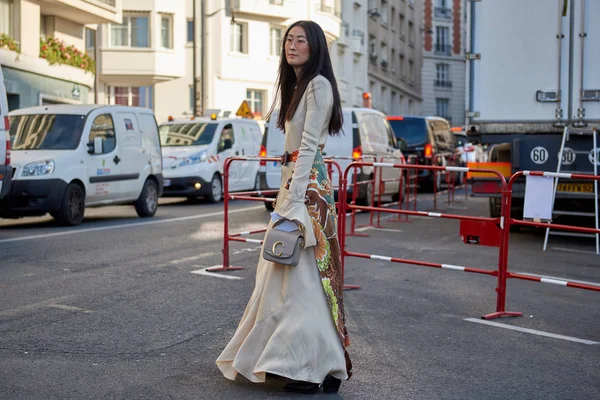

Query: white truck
<box><xmin>465</xmin><ymin>0</ymin><xmax>600</xmax><ymax>218</ymax></box>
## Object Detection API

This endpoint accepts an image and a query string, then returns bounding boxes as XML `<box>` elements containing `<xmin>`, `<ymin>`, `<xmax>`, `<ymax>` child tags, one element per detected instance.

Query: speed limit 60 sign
<box><xmin>530</xmin><ymin>146</ymin><xmax>548</xmax><ymax>164</ymax></box>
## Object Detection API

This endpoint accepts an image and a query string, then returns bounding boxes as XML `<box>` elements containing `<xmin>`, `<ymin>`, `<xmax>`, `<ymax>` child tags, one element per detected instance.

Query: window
<box><xmin>270</xmin><ymin>27</ymin><xmax>282</xmax><ymax>57</ymax></box>
<box><xmin>391</xmin><ymin>91</ymin><xmax>397</xmax><ymax>114</ymax></box>
<box><xmin>110</xmin><ymin>15</ymin><xmax>150</xmax><ymax>48</ymax></box>
<box><xmin>380</xmin><ymin>42</ymin><xmax>388</xmax><ymax>68</ymax></box>
<box><xmin>399</xmin><ymin>14</ymin><xmax>405</xmax><ymax>38</ymax></box>
<box><xmin>380</xmin><ymin>0</ymin><xmax>388</xmax><ymax>24</ymax></box>
<box><xmin>409</xmin><ymin>60</ymin><xmax>414</xmax><ymax>83</ymax></box>
<box><xmin>246</xmin><ymin>90</ymin><xmax>264</xmax><ymax>116</ymax></box>
<box><xmin>230</xmin><ymin>22</ymin><xmax>246</xmax><ymax>53</ymax></box>
<box><xmin>390</xmin><ymin>6</ymin><xmax>395</xmax><ymax>29</ymax></box>
<box><xmin>9</xmin><ymin>114</ymin><xmax>85</xmax><ymax>150</ymax></box>
<box><xmin>111</xmin><ymin>86</ymin><xmax>153</xmax><ymax>108</ymax></box>
<box><xmin>408</xmin><ymin>21</ymin><xmax>414</xmax><ymax>44</ymax></box>
<box><xmin>218</xmin><ymin>124</ymin><xmax>235</xmax><ymax>152</ymax></box>
<box><xmin>187</xmin><ymin>19</ymin><xmax>194</xmax><ymax>43</ymax></box>
<box><xmin>380</xmin><ymin>86</ymin><xmax>387</xmax><ymax>114</ymax></box>
<box><xmin>399</xmin><ymin>54</ymin><xmax>405</xmax><ymax>78</ymax></box>
<box><xmin>391</xmin><ymin>49</ymin><xmax>396</xmax><ymax>72</ymax></box>
<box><xmin>435</xmin><ymin>0</ymin><xmax>452</xmax><ymax>19</ymax></box>
<box><xmin>89</xmin><ymin>114</ymin><xmax>116</xmax><ymax>154</ymax></box>
<box><xmin>159</xmin><ymin>123</ymin><xmax>218</xmax><ymax>146</ymax></box>
<box><xmin>338</xmin><ymin>48</ymin><xmax>345</xmax><ymax>76</ymax></box>
<box><xmin>85</xmin><ymin>28</ymin><xmax>96</xmax><ymax>60</ymax></box>
<box><xmin>369</xmin><ymin>35</ymin><xmax>376</xmax><ymax>55</ymax></box>
<box><xmin>0</xmin><ymin>0</ymin><xmax>13</xmax><ymax>37</ymax></box>
<box><xmin>435</xmin><ymin>63</ymin><xmax>451</xmax><ymax>88</ymax></box>
<box><xmin>40</xmin><ymin>15</ymin><xmax>47</xmax><ymax>38</ymax></box>
<box><xmin>435</xmin><ymin>26</ymin><xmax>450</xmax><ymax>55</ymax></box>
<box><xmin>436</xmin><ymin>98</ymin><xmax>450</xmax><ymax>119</ymax></box>
<box><xmin>160</xmin><ymin>15</ymin><xmax>173</xmax><ymax>49</ymax></box>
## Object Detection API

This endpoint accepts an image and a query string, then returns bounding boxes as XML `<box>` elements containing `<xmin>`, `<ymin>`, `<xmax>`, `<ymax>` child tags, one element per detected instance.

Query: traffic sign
<box><xmin>236</xmin><ymin>100</ymin><xmax>253</xmax><ymax>119</ymax></box>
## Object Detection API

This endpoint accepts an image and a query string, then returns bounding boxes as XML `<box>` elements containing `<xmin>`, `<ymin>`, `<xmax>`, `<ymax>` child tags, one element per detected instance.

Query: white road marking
<box><xmin>191</xmin><ymin>267</ymin><xmax>244</xmax><ymax>280</ymax></box>
<box><xmin>368</xmin><ymin>227</ymin><xmax>404</xmax><ymax>233</ymax></box>
<box><xmin>170</xmin><ymin>253</ymin><xmax>220</xmax><ymax>264</ymax></box>
<box><xmin>0</xmin><ymin>296</ymin><xmax>76</xmax><ymax>317</ymax></box>
<box><xmin>516</xmin><ymin>272</ymin><xmax>600</xmax><ymax>289</ymax></box>
<box><xmin>550</xmin><ymin>247</ymin><xmax>599</xmax><ymax>255</ymax></box>
<box><xmin>464</xmin><ymin>318</ymin><xmax>599</xmax><ymax>345</ymax></box>
<box><xmin>47</xmin><ymin>304</ymin><xmax>93</xmax><ymax>313</ymax></box>
<box><xmin>232</xmin><ymin>247</ymin><xmax>261</xmax><ymax>255</ymax></box>
<box><xmin>0</xmin><ymin>205</ymin><xmax>265</xmax><ymax>244</ymax></box>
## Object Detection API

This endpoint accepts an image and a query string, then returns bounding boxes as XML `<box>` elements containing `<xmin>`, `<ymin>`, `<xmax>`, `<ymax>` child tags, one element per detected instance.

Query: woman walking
<box><xmin>216</xmin><ymin>20</ymin><xmax>352</xmax><ymax>394</ymax></box>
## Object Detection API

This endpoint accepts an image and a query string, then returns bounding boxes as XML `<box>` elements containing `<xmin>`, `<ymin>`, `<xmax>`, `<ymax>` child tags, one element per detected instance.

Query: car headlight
<box><xmin>179</xmin><ymin>151</ymin><xmax>207</xmax><ymax>166</ymax></box>
<box><xmin>22</xmin><ymin>160</ymin><xmax>55</xmax><ymax>177</ymax></box>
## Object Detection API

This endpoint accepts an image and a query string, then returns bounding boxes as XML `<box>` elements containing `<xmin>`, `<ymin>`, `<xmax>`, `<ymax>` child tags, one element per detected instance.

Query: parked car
<box><xmin>387</xmin><ymin>116</ymin><xmax>457</xmax><ymax>191</ymax></box>
<box><xmin>0</xmin><ymin>65</ymin><xmax>11</xmax><ymax>201</ymax></box>
<box><xmin>0</xmin><ymin>105</ymin><xmax>163</xmax><ymax>226</ymax></box>
<box><xmin>259</xmin><ymin>108</ymin><xmax>404</xmax><ymax>210</ymax></box>
<box><xmin>158</xmin><ymin>115</ymin><xmax>263</xmax><ymax>202</ymax></box>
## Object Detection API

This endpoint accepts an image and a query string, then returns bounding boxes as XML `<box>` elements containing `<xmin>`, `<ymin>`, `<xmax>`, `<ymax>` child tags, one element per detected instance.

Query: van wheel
<box><xmin>135</xmin><ymin>179</ymin><xmax>158</xmax><ymax>218</ymax></box>
<box><xmin>53</xmin><ymin>183</ymin><xmax>85</xmax><ymax>226</ymax></box>
<box><xmin>391</xmin><ymin>179</ymin><xmax>405</xmax><ymax>204</ymax></box>
<box><xmin>357</xmin><ymin>178</ymin><xmax>373</xmax><ymax>207</ymax></box>
<box><xmin>207</xmin><ymin>174</ymin><xmax>222</xmax><ymax>203</ymax></box>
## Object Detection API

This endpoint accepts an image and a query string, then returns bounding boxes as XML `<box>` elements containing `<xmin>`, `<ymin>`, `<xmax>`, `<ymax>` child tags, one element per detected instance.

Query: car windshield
<box><xmin>388</xmin><ymin>118</ymin><xmax>427</xmax><ymax>147</ymax></box>
<box><xmin>9</xmin><ymin>114</ymin><xmax>85</xmax><ymax>150</ymax></box>
<box><xmin>455</xmin><ymin>135</ymin><xmax>469</xmax><ymax>147</ymax></box>
<box><xmin>159</xmin><ymin>123</ymin><xmax>218</xmax><ymax>146</ymax></box>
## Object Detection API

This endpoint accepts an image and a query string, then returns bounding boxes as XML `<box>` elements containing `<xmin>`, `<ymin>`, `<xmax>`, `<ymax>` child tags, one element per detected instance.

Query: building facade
<box><xmin>0</xmin><ymin>0</ymin><xmax>122</xmax><ymax>111</ymax></box>
<box><xmin>95</xmin><ymin>0</ymin><xmax>186</xmax><ymax>116</ymax></box>
<box><xmin>421</xmin><ymin>0</ymin><xmax>466</xmax><ymax>126</ymax></box>
<box><xmin>147</xmin><ymin>0</ymin><xmax>343</xmax><ymax>124</ymax></box>
<box><xmin>329</xmin><ymin>0</ymin><xmax>368</xmax><ymax>108</ymax></box>
<box><xmin>366</xmin><ymin>0</ymin><xmax>423</xmax><ymax>116</ymax></box>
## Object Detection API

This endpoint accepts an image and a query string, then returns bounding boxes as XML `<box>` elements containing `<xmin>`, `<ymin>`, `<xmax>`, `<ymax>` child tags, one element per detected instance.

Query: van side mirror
<box><xmin>88</xmin><ymin>137</ymin><xmax>103</xmax><ymax>154</ymax></box>
<box><xmin>396</xmin><ymin>138</ymin><xmax>407</xmax><ymax>151</ymax></box>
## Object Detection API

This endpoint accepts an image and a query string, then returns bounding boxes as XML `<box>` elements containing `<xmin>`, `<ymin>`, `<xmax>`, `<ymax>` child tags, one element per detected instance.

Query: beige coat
<box><xmin>275</xmin><ymin>75</ymin><xmax>334</xmax><ymax>248</ymax></box>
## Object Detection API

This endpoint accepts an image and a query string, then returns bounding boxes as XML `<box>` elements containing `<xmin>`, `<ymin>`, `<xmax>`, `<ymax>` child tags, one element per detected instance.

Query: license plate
<box><xmin>164</xmin><ymin>179</ymin><xmax>171</xmax><ymax>187</ymax></box>
<box><xmin>557</xmin><ymin>183</ymin><xmax>593</xmax><ymax>193</ymax></box>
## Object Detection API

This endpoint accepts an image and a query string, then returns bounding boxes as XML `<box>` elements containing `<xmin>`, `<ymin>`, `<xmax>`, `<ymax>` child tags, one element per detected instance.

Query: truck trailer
<box><xmin>465</xmin><ymin>0</ymin><xmax>599</xmax><ymax>220</ymax></box>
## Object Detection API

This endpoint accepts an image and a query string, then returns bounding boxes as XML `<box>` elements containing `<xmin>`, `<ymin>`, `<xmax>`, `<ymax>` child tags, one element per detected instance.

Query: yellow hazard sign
<box><xmin>236</xmin><ymin>100</ymin><xmax>254</xmax><ymax>119</ymax></box>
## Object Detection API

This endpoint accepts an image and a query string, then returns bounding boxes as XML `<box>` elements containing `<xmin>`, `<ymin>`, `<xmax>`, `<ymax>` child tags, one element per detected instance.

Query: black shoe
<box><xmin>283</xmin><ymin>381</ymin><xmax>321</xmax><ymax>394</ymax></box>
<box><xmin>323</xmin><ymin>375</ymin><xmax>341</xmax><ymax>394</ymax></box>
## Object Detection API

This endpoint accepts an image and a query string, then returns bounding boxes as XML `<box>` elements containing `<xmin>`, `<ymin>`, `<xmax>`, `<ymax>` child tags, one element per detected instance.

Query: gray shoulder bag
<box><xmin>263</xmin><ymin>219</ymin><xmax>305</xmax><ymax>267</ymax></box>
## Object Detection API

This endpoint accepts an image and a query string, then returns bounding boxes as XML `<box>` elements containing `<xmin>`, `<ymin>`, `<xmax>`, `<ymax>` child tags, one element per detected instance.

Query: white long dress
<box><xmin>216</xmin><ymin>75</ymin><xmax>350</xmax><ymax>384</ymax></box>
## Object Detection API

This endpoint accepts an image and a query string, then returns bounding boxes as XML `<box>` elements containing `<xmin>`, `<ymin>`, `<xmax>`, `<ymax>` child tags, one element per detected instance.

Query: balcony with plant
<box><xmin>0</xmin><ymin>33</ymin><xmax>20</xmax><ymax>53</ymax></box>
<box><xmin>40</xmin><ymin>37</ymin><xmax>96</xmax><ymax>74</ymax></box>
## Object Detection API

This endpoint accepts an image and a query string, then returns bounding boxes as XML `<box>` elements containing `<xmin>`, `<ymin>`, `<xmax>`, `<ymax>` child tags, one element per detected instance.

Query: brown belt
<box><xmin>281</xmin><ymin>150</ymin><xmax>299</xmax><ymax>165</ymax></box>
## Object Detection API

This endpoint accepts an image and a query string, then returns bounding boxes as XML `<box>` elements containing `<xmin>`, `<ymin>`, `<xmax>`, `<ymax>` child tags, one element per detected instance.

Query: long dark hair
<box><xmin>266</xmin><ymin>20</ymin><xmax>343</xmax><ymax>136</ymax></box>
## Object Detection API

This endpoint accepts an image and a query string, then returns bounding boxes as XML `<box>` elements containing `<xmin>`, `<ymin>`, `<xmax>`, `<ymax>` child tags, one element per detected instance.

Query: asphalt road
<box><xmin>1</xmin><ymin>191</ymin><xmax>599</xmax><ymax>400</ymax></box>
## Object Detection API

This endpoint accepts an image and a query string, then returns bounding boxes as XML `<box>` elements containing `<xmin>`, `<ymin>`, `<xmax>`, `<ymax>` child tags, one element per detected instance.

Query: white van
<box><xmin>0</xmin><ymin>65</ymin><xmax>11</xmax><ymax>201</ymax></box>
<box><xmin>259</xmin><ymin>108</ymin><xmax>404</xmax><ymax>210</ymax></box>
<box><xmin>0</xmin><ymin>105</ymin><xmax>163</xmax><ymax>225</ymax></box>
<box><xmin>158</xmin><ymin>116</ymin><xmax>263</xmax><ymax>202</ymax></box>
